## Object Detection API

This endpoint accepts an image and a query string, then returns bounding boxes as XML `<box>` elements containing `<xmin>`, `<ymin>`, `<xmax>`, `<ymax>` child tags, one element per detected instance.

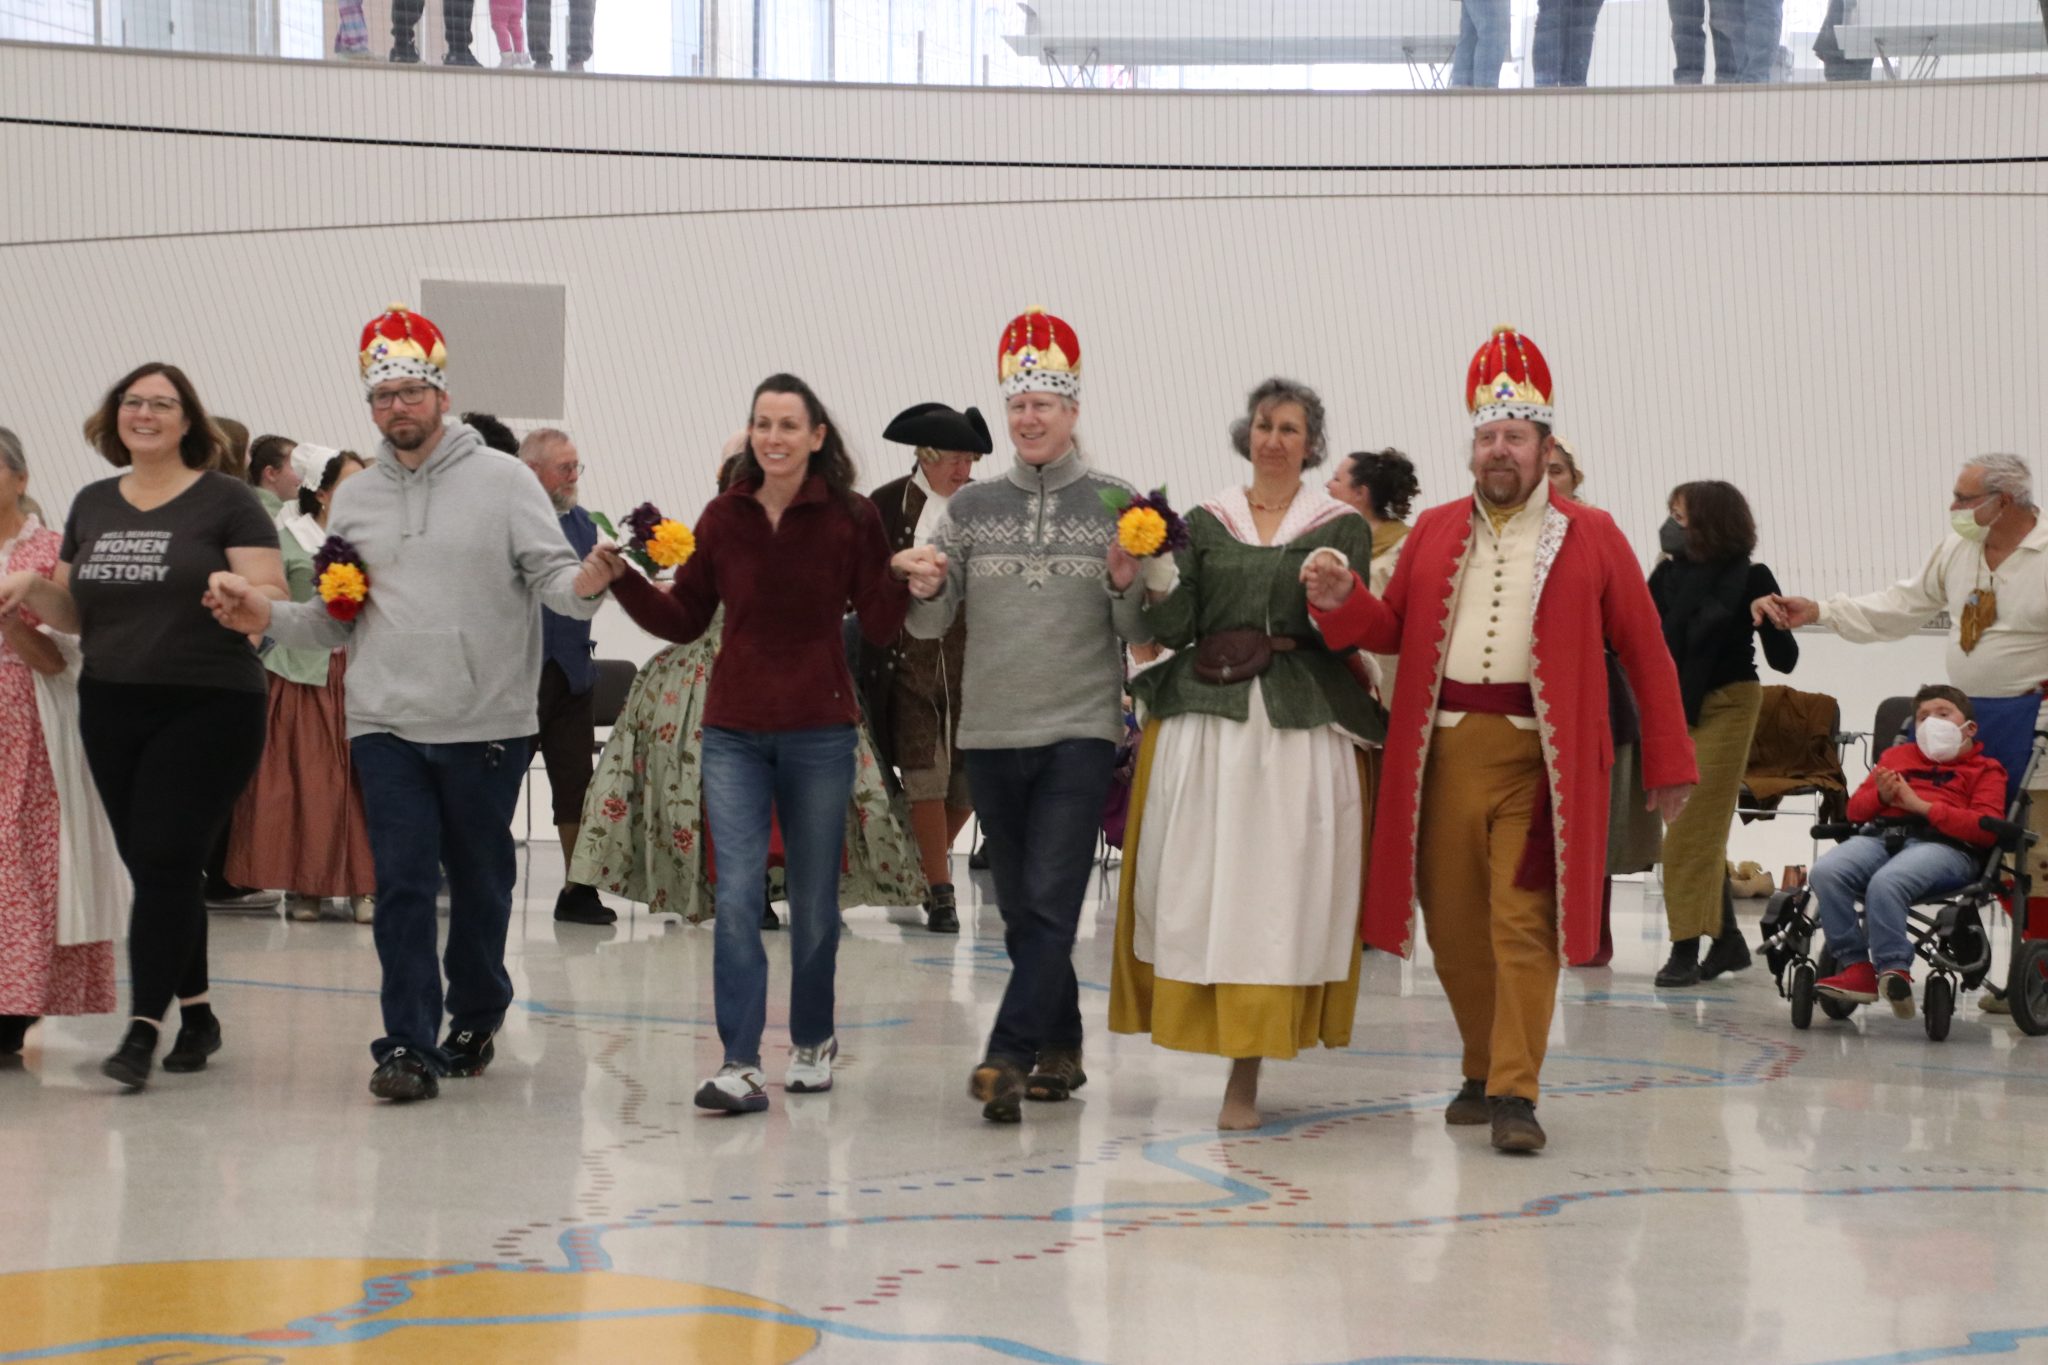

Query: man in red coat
<box><xmin>1303</xmin><ymin>326</ymin><xmax>1697</xmax><ymax>1154</ymax></box>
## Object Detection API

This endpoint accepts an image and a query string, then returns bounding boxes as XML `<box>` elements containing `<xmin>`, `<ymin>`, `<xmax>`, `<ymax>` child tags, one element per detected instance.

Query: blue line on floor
<box><xmin>201</xmin><ymin>978</ymin><xmax>909</xmax><ymax>1030</ymax></box>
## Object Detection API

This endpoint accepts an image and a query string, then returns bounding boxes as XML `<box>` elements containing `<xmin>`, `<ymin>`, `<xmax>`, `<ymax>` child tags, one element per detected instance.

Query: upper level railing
<box><xmin>7</xmin><ymin>0</ymin><xmax>2047</xmax><ymax>89</ymax></box>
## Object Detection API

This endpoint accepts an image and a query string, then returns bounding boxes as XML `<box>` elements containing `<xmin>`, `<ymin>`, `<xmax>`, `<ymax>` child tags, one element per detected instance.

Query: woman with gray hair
<box><xmin>0</xmin><ymin>428</ymin><xmax>118</xmax><ymax>1056</ymax></box>
<box><xmin>1109</xmin><ymin>377</ymin><xmax>1383</xmax><ymax>1130</ymax></box>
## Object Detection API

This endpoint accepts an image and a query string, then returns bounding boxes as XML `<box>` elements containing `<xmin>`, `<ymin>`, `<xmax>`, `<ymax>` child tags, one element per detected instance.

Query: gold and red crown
<box><xmin>1466</xmin><ymin>324</ymin><xmax>1554</xmax><ymax>427</ymax></box>
<box><xmin>998</xmin><ymin>307</ymin><xmax>1081</xmax><ymax>399</ymax></box>
<box><xmin>359</xmin><ymin>304</ymin><xmax>449</xmax><ymax>392</ymax></box>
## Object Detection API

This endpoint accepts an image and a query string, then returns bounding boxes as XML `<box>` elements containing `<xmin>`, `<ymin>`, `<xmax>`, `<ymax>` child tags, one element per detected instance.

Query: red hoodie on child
<box><xmin>1846</xmin><ymin>742</ymin><xmax>2009</xmax><ymax>847</ymax></box>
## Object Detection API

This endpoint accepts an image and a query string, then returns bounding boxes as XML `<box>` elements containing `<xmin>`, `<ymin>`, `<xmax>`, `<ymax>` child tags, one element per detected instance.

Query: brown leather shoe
<box><xmin>1489</xmin><ymin>1096</ymin><xmax>1547</xmax><ymax>1153</ymax></box>
<box><xmin>1027</xmin><ymin>1047</ymin><xmax>1087</xmax><ymax>1102</ymax></box>
<box><xmin>1444</xmin><ymin>1078</ymin><xmax>1489</xmax><ymax>1125</ymax></box>
<box><xmin>970</xmin><ymin>1058</ymin><xmax>1027</xmax><ymax>1123</ymax></box>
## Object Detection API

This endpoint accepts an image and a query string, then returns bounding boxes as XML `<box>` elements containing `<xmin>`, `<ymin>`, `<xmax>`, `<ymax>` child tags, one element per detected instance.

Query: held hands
<box><xmin>576</xmin><ymin>544</ymin><xmax>628</xmax><ymax>598</ymax></box>
<box><xmin>1646</xmin><ymin>783</ymin><xmax>1694</xmax><ymax>824</ymax></box>
<box><xmin>1105</xmin><ymin>543</ymin><xmax>1141</xmax><ymax>593</ymax></box>
<box><xmin>203</xmin><ymin>571</ymin><xmax>273</xmax><ymax>635</ymax></box>
<box><xmin>1752</xmin><ymin>594</ymin><xmax>1818</xmax><ymax>629</ymax></box>
<box><xmin>891</xmin><ymin>545</ymin><xmax>948</xmax><ymax>600</ymax></box>
<box><xmin>0</xmin><ymin>570</ymin><xmax>40</xmax><ymax>621</ymax></box>
<box><xmin>1298</xmin><ymin>549</ymin><xmax>1356</xmax><ymax>612</ymax></box>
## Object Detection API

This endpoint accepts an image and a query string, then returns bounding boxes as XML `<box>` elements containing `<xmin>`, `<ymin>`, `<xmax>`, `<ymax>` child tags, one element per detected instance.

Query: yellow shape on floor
<box><xmin>0</xmin><ymin>1258</ymin><xmax>818</xmax><ymax>1363</ymax></box>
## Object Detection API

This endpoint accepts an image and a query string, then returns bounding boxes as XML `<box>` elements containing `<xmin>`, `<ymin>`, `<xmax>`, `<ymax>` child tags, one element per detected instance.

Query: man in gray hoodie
<box><xmin>207</xmin><ymin>306</ymin><xmax>613</xmax><ymax>1103</ymax></box>
<box><xmin>895</xmin><ymin>307</ymin><xmax>1155</xmax><ymax>1123</ymax></box>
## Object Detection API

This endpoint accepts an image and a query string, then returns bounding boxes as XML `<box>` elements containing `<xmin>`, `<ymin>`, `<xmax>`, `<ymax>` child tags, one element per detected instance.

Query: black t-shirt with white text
<box><xmin>61</xmin><ymin>471</ymin><xmax>280</xmax><ymax>692</ymax></box>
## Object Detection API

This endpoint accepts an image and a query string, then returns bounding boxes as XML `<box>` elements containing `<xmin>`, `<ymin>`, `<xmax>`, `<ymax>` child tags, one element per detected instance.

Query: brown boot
<box><xmin>970</xmin><ymin>1058</ymin><xmax>1027</xmax><ymax>1123</ymax></box>
<box><xmin>1489</xmin><ymin>1096</ymin><xmax>1547</xmax><ymax>1153</ymax></box>
<box><xmin>1027</xmin><ymin>1047</ymin><xmax>1087</xmax><ymax>1102</ymax></box>
<box><xmin>1444</xmin><ymin>1078</ymin><xmax>1489</xmax><ymax>1125</ymax></box>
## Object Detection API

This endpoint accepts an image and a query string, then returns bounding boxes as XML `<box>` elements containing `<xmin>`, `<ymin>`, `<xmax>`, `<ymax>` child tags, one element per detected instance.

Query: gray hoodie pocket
<box><xmin>353</xmin><ymin>630</ymin><xmax>477</xmax><ymax>723</ymax></box>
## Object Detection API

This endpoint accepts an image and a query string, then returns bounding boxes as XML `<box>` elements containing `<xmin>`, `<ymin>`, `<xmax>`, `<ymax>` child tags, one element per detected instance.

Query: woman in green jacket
<box><xmin>1109</xmin><ymin>378</ymin><xmax>1385</xmax><ymax>1131</ymax></box>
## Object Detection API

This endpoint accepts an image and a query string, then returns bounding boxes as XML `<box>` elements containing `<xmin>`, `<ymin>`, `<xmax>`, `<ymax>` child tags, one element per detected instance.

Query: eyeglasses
<box><xmin>368</xmin><ymin>384</ymin><xmax>436</xmax><ymax>411</ymax></box>
<box><xmin>119</xmin><ymin>396</ymin><xmax>183</xmax><ymax>416</ymax></box>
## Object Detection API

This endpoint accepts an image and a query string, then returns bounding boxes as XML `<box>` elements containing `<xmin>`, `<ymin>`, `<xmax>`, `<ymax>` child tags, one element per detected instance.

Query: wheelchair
<box><xmin>1760</xmin><ymin>731</ymin><xmax>2048</xmax><ymax>1041</ymax></box>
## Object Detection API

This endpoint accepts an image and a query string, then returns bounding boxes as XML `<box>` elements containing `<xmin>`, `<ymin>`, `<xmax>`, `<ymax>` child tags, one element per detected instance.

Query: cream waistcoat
<box><xmin>1437</xmin><ymin>479</ymin><xmax>1548</xmax><ymax>730</ymax></box>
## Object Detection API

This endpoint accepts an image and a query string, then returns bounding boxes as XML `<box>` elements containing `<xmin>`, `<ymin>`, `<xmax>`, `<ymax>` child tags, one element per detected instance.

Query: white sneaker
<box><xmin>351</xmin><ymin>895</ymin><xmax>376</xmax><ymax>925</ymax></box>
<box><xmin>786</xmin><ymin>1037</ymin><xmax>838</xmax><ymax>1093</ymax></box>
<box><xmin>695</xmin><ymin>1062</ymin><xmax>769</xmax><ymax>1113</ymax></box>
<box><xmin>285</xmin><ymin>894</ymin><xmax>323</xmax><ymax>922</ymax></box>
<box><xmin>505</xmin><ymin>51</ymin><xmax>534</xmax><ymax>68</ymax></box>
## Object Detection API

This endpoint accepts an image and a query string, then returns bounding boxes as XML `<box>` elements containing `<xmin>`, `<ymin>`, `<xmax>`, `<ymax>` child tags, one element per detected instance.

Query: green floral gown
<box><xmin>569</xmin><ymin>611</ymin><xmax>927</xmax><ymax>922</ymax></box>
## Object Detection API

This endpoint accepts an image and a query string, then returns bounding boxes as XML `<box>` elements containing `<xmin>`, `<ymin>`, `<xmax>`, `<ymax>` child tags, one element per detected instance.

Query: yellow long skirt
<box><xmin>1108</xmin><ymin>721</ymin><xmax>1372</xmax><ymax>1060</ymax></box>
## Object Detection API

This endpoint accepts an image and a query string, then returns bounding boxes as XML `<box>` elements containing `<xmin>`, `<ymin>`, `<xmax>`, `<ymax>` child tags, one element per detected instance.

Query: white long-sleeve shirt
<box><xmin>1818</xmin><ymin>518</ymin><xmax>2048</xmax><ymax>698</ymax></box>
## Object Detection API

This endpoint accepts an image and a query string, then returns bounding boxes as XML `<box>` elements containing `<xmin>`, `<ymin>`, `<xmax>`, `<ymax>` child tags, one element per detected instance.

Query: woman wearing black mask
<box><xmin>1648</xmin><ymin>481</ymin><xmax>1798</xmax><ymax>987</ymax></box>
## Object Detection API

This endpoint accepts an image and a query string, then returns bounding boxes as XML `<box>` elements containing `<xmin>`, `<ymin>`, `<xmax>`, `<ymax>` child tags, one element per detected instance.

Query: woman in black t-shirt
<box><xmin>0</xmin><ymin>363</ymin><xmax>287</xmax><ymax>1090</ymax></box>
<box><xmin>1647</xmin><ymin>480</ymin><xmax>1799</xmax><ymax>989</ymax></box>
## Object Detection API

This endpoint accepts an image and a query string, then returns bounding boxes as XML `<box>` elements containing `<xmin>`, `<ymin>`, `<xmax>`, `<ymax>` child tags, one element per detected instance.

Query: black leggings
<box><xmin>78</xmin><ymin>680</ymin><xmax>267</xmax><ymax>1025</ymax></box>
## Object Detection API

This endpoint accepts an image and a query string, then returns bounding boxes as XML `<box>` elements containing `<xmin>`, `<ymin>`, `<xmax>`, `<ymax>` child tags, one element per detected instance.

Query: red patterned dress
<box><xmin>0</xmin><ymin>521</ymin><xmax>116</xmax><ymax>1018</ymax></box>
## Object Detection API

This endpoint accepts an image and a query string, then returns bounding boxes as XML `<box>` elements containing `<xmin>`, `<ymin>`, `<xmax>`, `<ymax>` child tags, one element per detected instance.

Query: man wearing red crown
<box><xmin>208</xmin><ymin>305</ymin><xmax>618</xmax><ymax>1104</ymax></box>
<box><xmin>1301</xmin><ymin>326</ymin><xmax>1696</xmax><ymax>1153</ymax></box>
<box><xmin>895</xmin><ymin>308</ymin><xmax>1157</xmax><ymax>1123</ymax></box>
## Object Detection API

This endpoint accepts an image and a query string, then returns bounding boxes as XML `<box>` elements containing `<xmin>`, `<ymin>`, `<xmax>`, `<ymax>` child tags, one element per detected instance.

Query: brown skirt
<box><xmin>225</xmin><ymin>655</ymin><xmax>377</xmax><ymax>897</ymax></box>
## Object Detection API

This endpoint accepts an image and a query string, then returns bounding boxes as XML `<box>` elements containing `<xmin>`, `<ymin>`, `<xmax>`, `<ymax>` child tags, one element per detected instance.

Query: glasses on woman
<box><xmin>118</xmin><ymin>396</ymin><xmax>183</xmax><ymax>416</ymax></box>
<box><xmin>368</xmin><ymin>384</ymin><xmax>436</xmax><ymax>411</ymax></box>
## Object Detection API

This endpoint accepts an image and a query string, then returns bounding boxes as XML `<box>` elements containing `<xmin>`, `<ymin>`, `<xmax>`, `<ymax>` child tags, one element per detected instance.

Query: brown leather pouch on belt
<box><xmin>1192</xmin><ymin>629</ymin><xmax>1298</xmax><ymax>685</ymax></box>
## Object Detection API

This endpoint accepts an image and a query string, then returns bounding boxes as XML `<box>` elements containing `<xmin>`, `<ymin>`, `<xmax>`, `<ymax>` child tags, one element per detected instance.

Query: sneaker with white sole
<box><xmin>786</xmin><ymin>1037</ymin><xmax>838</xmax><ymax>1093</ymax></box>
<box><xmin>285</xmin><ymin>894</ymin><xmax>322</xmax><ymax>922</ymax></box>
<box><xmin>695</xmin><ymin>1062</ymin><xmax>769</xmax><ymax>1113</ymax></box>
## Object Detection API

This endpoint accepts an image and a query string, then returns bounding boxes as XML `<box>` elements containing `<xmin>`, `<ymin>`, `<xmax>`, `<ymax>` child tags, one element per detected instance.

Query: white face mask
<box><xmin>1916</xmin><ymin>715</ymin><xmax>1968</xmax><ymax>763</ymax></box>
<box><xmin>1952</xmin><ymin>502</ymin><xmax>1996</xmax><ymax>543</ymax></box>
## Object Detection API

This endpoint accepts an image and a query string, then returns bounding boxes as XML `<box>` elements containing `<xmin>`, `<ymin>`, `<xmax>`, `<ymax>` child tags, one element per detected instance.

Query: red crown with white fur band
<box><xmin>1466</xmin><ymin>325</ymin><xmax>1553</xmax><ymax>428</ymax></box>
<box><xmin>359</xmin><ymin>305</ymin><xmax>448</xmax><ymax>393</ymax></box>
<box><xmin>998</xmin><ymin>307</ymin><xmax>1081</xmax><ymax>400</ymax></box>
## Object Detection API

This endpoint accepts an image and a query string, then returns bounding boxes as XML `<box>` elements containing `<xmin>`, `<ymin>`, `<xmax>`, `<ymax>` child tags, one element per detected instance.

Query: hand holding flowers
<box><xmin>1099</xmin><ymin>486</ymin><xmax>1188</xmax><ymax>595</ymax></box>
<box><xmin>592</xmin><ymin>502</ymin><xmax>696</xmax><ymax>579</ymax></box>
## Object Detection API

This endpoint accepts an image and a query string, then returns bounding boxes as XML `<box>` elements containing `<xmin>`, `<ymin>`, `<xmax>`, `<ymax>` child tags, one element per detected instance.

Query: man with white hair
<box><xmin>893</xmin><ymin>307</ymin><xmax>1155</xmax><ymax>1123</ymax></box>
<box><xmin>1760</xmin><ymin>454</ymin><xmax>2048</xmax><ymax>1009</ymax></box>
<box><xmin>520</xmin><ymin>427</ymin><xmax>612</xmax><ymax>926</ymax></box>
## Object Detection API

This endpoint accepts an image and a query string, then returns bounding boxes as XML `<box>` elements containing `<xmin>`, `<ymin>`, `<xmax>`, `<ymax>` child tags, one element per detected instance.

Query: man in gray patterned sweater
<box><xmin>897</xmin><ymin>308</ymin><xmax>1157</xmax><ymax>1123</ymax></box>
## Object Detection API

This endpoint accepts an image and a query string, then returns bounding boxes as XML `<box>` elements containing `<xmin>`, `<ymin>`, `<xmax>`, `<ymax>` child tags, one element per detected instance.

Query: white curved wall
<box><xmin>2</xmin><ymin>43</ymin><xmax>2045</xmax><ymax>605</ymax></box>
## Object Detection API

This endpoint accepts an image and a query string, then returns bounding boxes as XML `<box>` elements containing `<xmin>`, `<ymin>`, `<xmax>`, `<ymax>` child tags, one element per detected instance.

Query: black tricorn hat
<box><xmin>883</xmin><ymin>402</ymin><xmax>993</xmax><ymax>456</ymax></box>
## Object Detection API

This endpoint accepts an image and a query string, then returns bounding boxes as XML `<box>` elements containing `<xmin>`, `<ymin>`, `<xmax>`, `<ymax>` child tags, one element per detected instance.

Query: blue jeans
<box><xmin>1532</xmin><ymin>0</ymin><xmax>1606</xmax><ymax>85</ymax></box>
<box><xmin>1449</xmin><ymin>0</ymin><xmax>1511</xmax><ymax>87</ymax></box>
<box><xmin>1810</xmin><ymin>835</ymin><xmax>1979</xmax><ymax>974</ymax></box>
<box><xmin>1669</xmin><ymin>0</ymin><xmax>1741</xmax><ymax>81</ymax></box>
<box><xmin>1737</xmin><ymin>0</ymin><xmax>1785</xmax><ymax>81</ymax></box>
<box><xmin>966</xmin><ymin>740</ymin><xmax>1117</xmax><ymax>1068</ymax></box>
<box><xmin>701</xmin><ymin>725</ymin><xmax>858</xmax><ymax>1068</ymax></box>
<box><xmin>351</xmin><ymin>734</ymin><xmax>529</xmax><ymax>1069</ymax></box>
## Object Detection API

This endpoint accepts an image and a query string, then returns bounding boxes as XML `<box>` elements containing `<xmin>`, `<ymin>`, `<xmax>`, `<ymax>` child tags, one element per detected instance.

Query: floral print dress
<box><xmin>569</xmin><ymin>611</ymin><xmax>926</xmax><ymax>922</ymax></box>
<box><xmin>0</xmin><ymin>521</ymin><xmax>116</xmax><ymax>1018</ymax></box>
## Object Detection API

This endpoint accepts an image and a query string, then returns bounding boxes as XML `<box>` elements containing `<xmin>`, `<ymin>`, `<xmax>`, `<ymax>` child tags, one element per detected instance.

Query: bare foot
<box><xmin>1218</xmin><ymin>1057</ymin><xmax>1262</xmax><ymax>1131</ymax></box>
<box><xmin>1217</xmin><ymin>1098</ymin><xmax>1263</xmax><ymax>1131</ymax></box>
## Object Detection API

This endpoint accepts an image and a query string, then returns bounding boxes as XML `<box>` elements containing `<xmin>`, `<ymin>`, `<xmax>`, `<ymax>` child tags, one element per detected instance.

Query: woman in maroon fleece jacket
<box><xmin>1812</xmin><ymin>683</ymin><xmax>2008</xmax><ymax>1018</ymax></box>
<box><xmin>592</xmin><ymin>374</ymin><xmax>908</xmax><ymax>1115</ymax></box>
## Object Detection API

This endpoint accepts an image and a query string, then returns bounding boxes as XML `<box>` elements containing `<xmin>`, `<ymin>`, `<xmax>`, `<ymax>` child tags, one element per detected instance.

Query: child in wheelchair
<box><xmin>1810</xmin><ymin>685</ymin><xmax>2009</xmax><ymax>1017</ymax></box>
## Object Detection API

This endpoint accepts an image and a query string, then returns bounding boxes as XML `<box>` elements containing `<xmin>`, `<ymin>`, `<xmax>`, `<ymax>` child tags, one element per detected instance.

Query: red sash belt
<box><xmin>1437</xmin><ymin>680</ymin><xmax>1535</xmax><ymax>717</ymax></box>
<box><xmin>1437</xmin><ymin>680</ymin><xmax>1553</xmax><ymax>893</ymax></box>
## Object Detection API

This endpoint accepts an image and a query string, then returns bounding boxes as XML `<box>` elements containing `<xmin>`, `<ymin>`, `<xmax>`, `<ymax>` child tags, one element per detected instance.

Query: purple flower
<box><xmin>1127</xmin><ymin>488</ymin><xmax>1190</xmax><ymax>554</ymax></box>
<box><xmin>312</xmin><ymin>535</ymin><xmax>364</xmax><ymax>577</ymax></box>
<box><xmin>622</xmin><ymin>502</ymin><xmax>665</xmax><ymax>552</ymax></box>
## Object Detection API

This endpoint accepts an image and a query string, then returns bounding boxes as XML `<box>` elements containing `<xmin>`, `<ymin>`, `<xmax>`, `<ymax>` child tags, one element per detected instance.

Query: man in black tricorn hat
<box><xmin>857</xmin><ymin>403</ymin><xmax>992</xmax><ymax>933</ymax></box>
